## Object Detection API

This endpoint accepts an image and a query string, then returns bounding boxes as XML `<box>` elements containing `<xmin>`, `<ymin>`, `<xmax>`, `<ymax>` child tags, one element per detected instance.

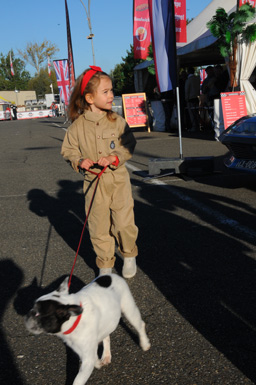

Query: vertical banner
<box><xmin>53</xmin><ymin>59</ymin><xmax>70</xmax><ymax>105</ymax></box>
<box><xmin>239</xmin><ymin>0</ymin><xmax>256</xmax><ymax>7</ymax></box>
<box><xmin>148</xmin><ymin>0</ymin><xmax>177</xmax><ymax>92</ymax></box>
<box><xmin>65</xmin><ymin>0</ymin><xmax>76</xmax><ymax>93</ymax></box>
<box><xmin>133</xmin><ymin>0</ymin><xmax>151</xmax><ymax>59</ymax></box>
<box><xmin>10</xmin><ymin>53</ymin><xmax>14</xmax><ymax>76</ymax></box>
<box><xmin>48</xmin><ymin>56</ymin><xmax>51</xmax><ymax>77</ymax></box>
<box><xmin>174</xmin><ymin>0</ymin><xmax>187</xmax><ymax>43</ymax></box>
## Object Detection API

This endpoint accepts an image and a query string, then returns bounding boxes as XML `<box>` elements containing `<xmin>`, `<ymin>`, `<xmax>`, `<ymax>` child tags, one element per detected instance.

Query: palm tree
<box><xmin>207</xmin><ymin>3</ymin><xmax>256</xmax><ymax>88</ymax></box>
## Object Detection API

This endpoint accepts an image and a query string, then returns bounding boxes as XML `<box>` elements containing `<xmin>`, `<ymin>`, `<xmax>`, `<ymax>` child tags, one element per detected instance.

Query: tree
<box><xmin>207</xmin><ymin>3</ymin><xmax>256</xmax><ymax>88</ymax></box>
<box><xmin>28</xmin><ymin>67</ymin><xmax>58</xmax><ymax>98</ymax></box>
<box><xmin>0</xmin><ymin>51</ymin><xmax>30</xmax><ymax>90</ymax></box>
<box><xmin>18</xmin><ymin>40</ymin><xmax>59</xmax><ymax>75</ymax></box>
<box><xmin>111</xmin><ymin>45</ymin><xmax>143</xmax><ymax>95</ymax></box>
<box><xmin>145</xmin><ymin>44</ymin><xmax>155</xmax><ymax>75</ymax></box>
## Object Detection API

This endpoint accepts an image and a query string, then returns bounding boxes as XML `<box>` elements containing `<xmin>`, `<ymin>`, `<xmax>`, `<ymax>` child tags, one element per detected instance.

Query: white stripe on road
<box><xmin>126</xmin><ymin>162</ymin><xmax>256</xmax><ymax>241</ymax></box>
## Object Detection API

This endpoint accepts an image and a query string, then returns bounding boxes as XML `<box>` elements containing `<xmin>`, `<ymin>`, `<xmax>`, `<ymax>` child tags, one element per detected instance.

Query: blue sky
<box><xmin>2</xmin><ymin>0</ymin><xmax>212</xmax><ymax>77</ymax></box>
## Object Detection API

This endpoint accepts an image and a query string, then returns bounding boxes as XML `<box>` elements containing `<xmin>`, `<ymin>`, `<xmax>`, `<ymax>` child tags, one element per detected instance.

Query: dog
<box><xmin>25</xmin><ymin>274</ymin><xmax>151</xmax><ymax>385</ymax></box>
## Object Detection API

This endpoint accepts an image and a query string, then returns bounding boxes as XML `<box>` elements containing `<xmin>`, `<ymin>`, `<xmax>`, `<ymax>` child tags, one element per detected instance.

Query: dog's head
<box><xmin>25</xmin><ymin>277</ymin><xmax>83</xmax><ymax>335</ymax></box>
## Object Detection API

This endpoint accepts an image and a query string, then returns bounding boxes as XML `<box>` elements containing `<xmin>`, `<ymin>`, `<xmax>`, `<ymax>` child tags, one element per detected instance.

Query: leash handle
<box><xmin>68</xmin><ymin>164</ymin><xmax>107</xmax><ymax>289</ymax></box>
<box><xmin>86</xmin><ymin>164</ymin><xmax>108</xmax><ymax>178</ymax></box>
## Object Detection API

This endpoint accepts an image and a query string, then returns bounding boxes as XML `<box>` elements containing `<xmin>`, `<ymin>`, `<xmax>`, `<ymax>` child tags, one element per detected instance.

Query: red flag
<box><xmin>174</xmin><ymin>0</ymin><xmax>187</xmax><ymax>43</ymax></box>
<box><xmin>65</xmin><ymin>0</ymin><xmax>76</xmax><ymax>92</ymax></box>
<box><xmin>133</xmin><ymin>0</ymin><xmax>187</xmax><ymax>59</ymax></box>
<box><xmin>48</xmin><ymin>56</ymin><xmax>51</xmax><ymax>77</ymax></box>
<box><xmin>239</xmin><ymin>0</ymin><xmax>256</xmax><ymax>7</ymax></box>
<box><xmin>133</xmin><ymin>0</ymin><xmax>151</xmax><ymax>59</ymax></box>
<box><xmin>10</xmin><ymin>53</ymin><xmax>14</xmax><ymax>76</ymax></box>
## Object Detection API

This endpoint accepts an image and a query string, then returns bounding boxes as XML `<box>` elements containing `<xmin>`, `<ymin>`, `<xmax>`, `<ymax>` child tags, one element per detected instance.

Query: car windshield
<box><xmin>227</xmin><ymin>116</ymin><xmax>256</xmax><ymax>136</ymax></box>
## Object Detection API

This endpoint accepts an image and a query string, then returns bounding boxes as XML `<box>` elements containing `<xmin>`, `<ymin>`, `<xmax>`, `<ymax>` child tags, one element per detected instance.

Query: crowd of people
<box><xmin>180</xmin><ymin>64</ymin><xmax>229</xmax><ymax>133</ymax></box>
<box><xmin>185</xmin><ymin>64</ymin><xmax>229</xmax><ymax>132</ymax></box>
<box><xmin>146</xmin><ymin>64</ymin><xmax>229</xmax><ymax>133</ymax></box>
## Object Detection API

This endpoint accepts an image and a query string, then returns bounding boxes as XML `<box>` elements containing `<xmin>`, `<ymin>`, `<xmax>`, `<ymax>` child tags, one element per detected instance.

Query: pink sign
<box><xmin>133</xmin><ymin>0</ymin><xmax>151</xmax><ymax>59</ymax></box>
<box><xmin>221</xmin><ymin>92</ymin><xmax>247</xmax><ymax>129</ymax></box>
<box><xmin>174</xmin><ymin>0</ymin><xmax>187</xmax><ymax>43</ymax></box>
<box><xmin>122</xmin><ymin>93</ymin><xmax>148</xmax><ymax>127</ymax></box>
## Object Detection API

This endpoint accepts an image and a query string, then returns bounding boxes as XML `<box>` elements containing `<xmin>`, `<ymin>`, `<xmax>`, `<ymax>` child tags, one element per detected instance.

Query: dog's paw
<box><xmin>140</xmin><ymin>322</ymin><xmax>151</xmax><ymax>351</ymax></box>
<box><xmin>95</xmin><ymin>355</ymin><xmax>112</xmax><ymax>369</ymax></box>
<box><xmin>141</xmin><ymin>340</ymin><xmax>151</xmax><ymax>351</ymax></box>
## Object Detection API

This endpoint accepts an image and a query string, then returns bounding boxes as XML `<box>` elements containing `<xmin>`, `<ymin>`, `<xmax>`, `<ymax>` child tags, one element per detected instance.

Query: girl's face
<box><xmin>86</xmin><ymin>77</ymin><xmax>114</xmax><ymax>114</ymax></box>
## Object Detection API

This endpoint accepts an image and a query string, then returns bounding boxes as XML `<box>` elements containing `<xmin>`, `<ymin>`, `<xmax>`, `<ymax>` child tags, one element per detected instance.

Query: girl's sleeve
<box><xmin>61</xmin><ymin>124</ymin><xmax>82</xmax><ymax>172</ymax></box>
<box><xmin>110</xmin><ymin>118</ymin><xmax>136</xmax><ymax>168</ymax></box>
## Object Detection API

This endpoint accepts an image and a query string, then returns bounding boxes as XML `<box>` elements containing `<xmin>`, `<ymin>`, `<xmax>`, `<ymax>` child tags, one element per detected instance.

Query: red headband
<box><xmin>80</xmin><ymin>65</ymin><xmax>102</xmax><ymax>96</ymax></box>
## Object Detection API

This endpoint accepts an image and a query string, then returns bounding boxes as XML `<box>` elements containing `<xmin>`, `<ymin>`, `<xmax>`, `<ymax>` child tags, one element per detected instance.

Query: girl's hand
<box><xmin>97</xmin><ymin>155</ymin><xmax>116</xmax><ymax>167</ymax></box>
<box><xmin>79</xmin><ymin>158</ymin><xmax>94</xmax><ymax>170</ymax></box>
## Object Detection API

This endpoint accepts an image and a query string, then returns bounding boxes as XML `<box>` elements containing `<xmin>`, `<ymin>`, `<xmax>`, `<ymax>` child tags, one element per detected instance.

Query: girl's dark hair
<box><xmin>68</xmin><ymin>68</ymin><xmax>116</xmax><ymax>122</ymax></box>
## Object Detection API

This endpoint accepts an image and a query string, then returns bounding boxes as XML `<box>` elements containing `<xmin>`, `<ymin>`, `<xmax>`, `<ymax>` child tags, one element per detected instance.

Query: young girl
<box><xmin>61</xmin><ymin>66</ymin><xmax>138</xmax><ymax>278</ymax></box>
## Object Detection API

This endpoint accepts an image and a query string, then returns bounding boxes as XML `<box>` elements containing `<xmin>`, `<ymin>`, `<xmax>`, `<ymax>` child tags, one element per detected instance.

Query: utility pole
<box><xmin>80</xmin><ymin>0</ymin><xmax>96</xmax><ymax>65</ymax></box>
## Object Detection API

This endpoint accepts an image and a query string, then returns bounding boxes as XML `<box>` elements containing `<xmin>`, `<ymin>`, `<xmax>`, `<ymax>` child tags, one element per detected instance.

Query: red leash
<box><xmin>68</xmin><ymin>165</ymin><xmax>107</xmax><ymax>288</ymax></box>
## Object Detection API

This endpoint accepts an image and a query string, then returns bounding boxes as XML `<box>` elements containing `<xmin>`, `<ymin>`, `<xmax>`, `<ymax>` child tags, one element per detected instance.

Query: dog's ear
<box><xmin>57</xmin><ymin>276</ymin><xmax>69</xmax><ymax>294</ymax></box>
<box><xmin>67</xmin><ymin>305</ymin><xmax>83</xmax><ymax>317</ymax></box>
<box><xmin>56</xmin><ymin>305</ymin><xmax>83</xmax><ymax>321</ymax></box>
<box><xmin>56</xmin><ymin>304</ymin><xmax>83</xmax><ymax>321</ymax></box>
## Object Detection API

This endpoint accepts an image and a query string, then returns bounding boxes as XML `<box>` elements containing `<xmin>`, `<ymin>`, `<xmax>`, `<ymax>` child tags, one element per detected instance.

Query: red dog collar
<box><xmin>63</xmin><ymin>303</ymin><xmax>83</xmax><ymax>335</ymax></box>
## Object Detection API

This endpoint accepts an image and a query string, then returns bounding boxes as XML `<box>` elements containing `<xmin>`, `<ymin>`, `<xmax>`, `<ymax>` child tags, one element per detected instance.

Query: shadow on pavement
<box><xmin>0</xmin><ymin>260</ymin><xmax>24</xmax><ymax>384</ymax></box>
<box><xmin>133</xmin><ymin>178</ymin><xmax>256</xmax><ymax>383</ymax></box>
<box><xmin>26</xmin><ymin>180</ymin><xmax>97</xmax><ymax>277</ymax></box>
<box><xmin>25</xmin><ymin>173</ymin><xmax>256</xmax><ymax>383</ymax></box>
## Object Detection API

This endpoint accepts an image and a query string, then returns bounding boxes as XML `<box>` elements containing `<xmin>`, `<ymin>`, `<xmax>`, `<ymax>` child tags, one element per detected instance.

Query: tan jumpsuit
<box><xmin>61</xmin><ymin>110</ymin><xmax>138</xmax><ymax>268</ymax></box>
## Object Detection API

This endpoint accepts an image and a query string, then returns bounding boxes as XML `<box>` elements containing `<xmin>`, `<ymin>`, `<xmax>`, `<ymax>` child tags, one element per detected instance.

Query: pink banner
<box><xmin>239</xmin><ymin>0</ymin><xmax>256</xmax><ymax>7</ymax></box>
<box><xmin>133</xmin><ymin>0</ymin><xmax>151</xmax><ymax>59</ymax></box>
<box><xmin>174</xmin><ymin>0</ymin><xmax>187</xmax><ymax>43</ymax></box>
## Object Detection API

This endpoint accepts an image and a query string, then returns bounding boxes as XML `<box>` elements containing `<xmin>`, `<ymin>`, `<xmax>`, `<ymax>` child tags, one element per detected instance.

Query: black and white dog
<box><xmin>25</xmin><ymin>274</ymin><xmax>151</xmax><ymax>385</ymax></box>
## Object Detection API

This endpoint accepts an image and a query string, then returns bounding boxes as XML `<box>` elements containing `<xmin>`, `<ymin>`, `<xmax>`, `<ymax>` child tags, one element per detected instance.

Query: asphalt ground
<box><xmin>0</xmin><ymin>117</ymin><xmax>256</xmax><ymax>385</ymax></box>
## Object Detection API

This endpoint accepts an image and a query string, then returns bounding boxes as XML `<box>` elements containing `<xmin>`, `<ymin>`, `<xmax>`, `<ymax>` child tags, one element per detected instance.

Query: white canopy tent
<box><xmin>236</xmin><ymin>39</ymin><xmax>256</xmax><ymax>113</ymax></box>
<box><xmin>0</xmin><ymin>97</ymin><xmax>11</xmax><ymax>120</ymax></box>
<box><xmin>176</xmin><ymin>0</ymin><xmax>237</xmax><ymax>65</ymax></box>
<box><xmin>0</xmin><ymin>97</ymin><xmax>11</xmax><ymax>104</ymax></box>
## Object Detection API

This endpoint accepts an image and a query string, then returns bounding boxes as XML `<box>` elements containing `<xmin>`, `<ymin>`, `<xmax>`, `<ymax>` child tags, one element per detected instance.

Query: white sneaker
<box><xmin>99</xmin><ymin>268</ymin><xmax>112</xmax><ymax>276</ymax></box>
<box><xmin>122</xmin><ymin>257</ymin><xmax>137</xmax><ymax>279</ymax></box>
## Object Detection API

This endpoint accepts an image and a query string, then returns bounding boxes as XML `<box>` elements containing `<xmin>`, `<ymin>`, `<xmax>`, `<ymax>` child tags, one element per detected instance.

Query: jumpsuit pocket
<box><xmin>102</xmin><ymin>131</ymin><xmax>117</xmax><ymax>151</ymax></box>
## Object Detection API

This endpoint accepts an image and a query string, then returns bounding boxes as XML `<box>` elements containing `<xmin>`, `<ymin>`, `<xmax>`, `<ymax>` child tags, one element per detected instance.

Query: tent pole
<box><xmin>148</xmin><ymin>0</ymin><xmax>214</xmax><ymax>177</ymax></box>
<box><xmin>176</xmin><ymin>86</ymin><xmax>183</xmax><ymax>160</ymax></box>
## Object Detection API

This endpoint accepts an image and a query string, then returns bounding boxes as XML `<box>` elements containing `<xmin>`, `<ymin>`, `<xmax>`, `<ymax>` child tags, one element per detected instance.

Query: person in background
<box><xmin>12</xmin><ymin>104</ymin><xmax>17</xmax><ymax>120</ymax></box>
<box><xmin>201</xmin><ymin>66</ymin><xmax>219</xmax><ymax>106</ymax></box>
<box><xmin>214</xmin><ymin>64</ymin><xmax>229</xmax><ymax>96</ymax></box>
<box><xmin>179</xmin><ymin>70</ymin><xmax>188</xmax><ymax>131</ymax></box>
<box><xmin>54</xmin><ymin>103</ymin><xmax>59</xmax><ymax>117</ymax></box>
<box><xmin>185</xmin><ymin>67</ymin><xmax>201</xmax><ymax>132</ymax></box>
<box><xmin>51</xmin><ymin>101</ymin><xmax>56</xmax><ymax>117</ymax></box>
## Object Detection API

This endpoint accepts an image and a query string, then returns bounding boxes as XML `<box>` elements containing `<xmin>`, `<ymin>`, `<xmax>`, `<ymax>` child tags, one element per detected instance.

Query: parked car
<box><xmin>219</xmin><ymin>114</ymin><xmax>256</xmax><ymax>174</ymax></box>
